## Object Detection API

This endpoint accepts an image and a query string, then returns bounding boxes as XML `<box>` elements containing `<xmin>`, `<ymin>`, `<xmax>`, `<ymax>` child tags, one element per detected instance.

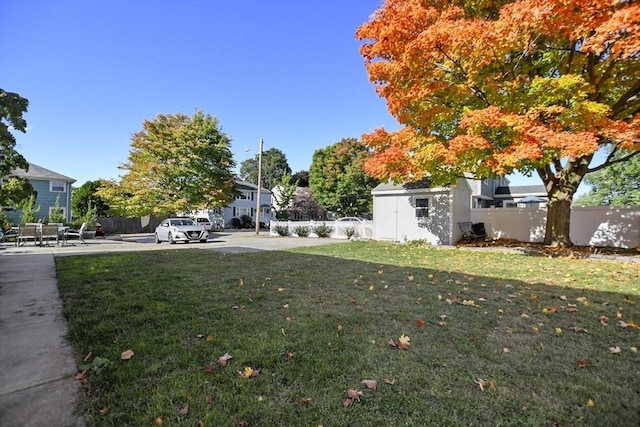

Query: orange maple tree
<box><xmin>356</xmin><ymin>0</ymin><xmax>639</xmax><ymax>246</ymax></box>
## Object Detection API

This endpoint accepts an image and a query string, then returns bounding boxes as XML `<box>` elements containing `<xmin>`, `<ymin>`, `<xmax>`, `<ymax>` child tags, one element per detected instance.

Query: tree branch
<box><xmin>587</xmin><ymin>150</ymin><xmax>640</xmax><ymax>174</ymax></box>
<box><xmin>611</xmin><ymin>79</ymin><xmax>640</xmax><ymax>117</ymax></box>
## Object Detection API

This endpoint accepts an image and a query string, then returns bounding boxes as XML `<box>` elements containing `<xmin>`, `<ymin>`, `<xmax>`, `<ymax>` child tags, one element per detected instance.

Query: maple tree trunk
<box><xmin>539</xmin><ymin>163</ymin><xmax>587</xmax><ymax>247</ymax></box>
<box><xmin>544</xmin><ymin>196</ymin><xmax>573</xmax><ymax>247</ymax></box>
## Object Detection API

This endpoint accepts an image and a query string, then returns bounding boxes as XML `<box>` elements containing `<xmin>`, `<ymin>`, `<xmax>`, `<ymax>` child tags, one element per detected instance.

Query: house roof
<box><xmin>373</xmin><ymin>177</ymin><xmax>434</xmax><ymax>192</ymax></box>
<box><xmin>371</xmin><ymin>177</ymin><xmax>471</xmax><ymax>195</ymax></box>
<box><xmin>235</xmin><ymin>179</ymin><xmax>272</xmax><ymax>193</ymax></box>
<box><xmin>9</xmin><ymin>162</ymin><xmax>75</xmax><ymax>183</ymax></box>
<box><xmin>494</xmin><ymin>185</ymin><xmax>546</xmax><ymax>197</ymax></box>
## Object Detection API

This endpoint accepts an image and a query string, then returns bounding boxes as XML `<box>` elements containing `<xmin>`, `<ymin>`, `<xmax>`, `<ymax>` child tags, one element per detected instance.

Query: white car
<box><xmin>155</xmin><ymin>218</ymin><xmax>208</xmax><ymax>244</ymax></box>
<box><xmin>193</xmin><ymin>217</ymin><xmax>213</xmax><ymax>231</ymax></box>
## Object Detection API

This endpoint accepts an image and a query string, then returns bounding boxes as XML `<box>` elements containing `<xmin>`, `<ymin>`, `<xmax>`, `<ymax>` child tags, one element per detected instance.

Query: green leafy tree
<box><xmin>239</xmin><ymin>148</ymin><xmax>291</xmax><ymax>190</ymax></box>
<box><xmin>97</xmin><ymin>111</ymin><xmax>236</xmax><ymax>217</ymax></box>
<box><xmin>575</xmin><ymin>150</ymin><xmax>640</xmax><ymax>206</ymax></box>
<box><xmin>72</xmin><ymin>180</ymin><xmax>109</xmax><ymax>218</ymax></box>
<box><xmin>292</xmin><ymin>170</ymin><xmax>309</xmax><ymax>187</ymax></box>
<box><xmin>0</xmin><ymin>89</ymin><xmax>33</xmax><ymax>206</ymax></box>
<box><xmin>19</xmin><ymin>194</ymin><xmax>40</xmax><ymax>224</ymax></box>
<box><xmin>271</xmin><ymin>173</ymin><xmax>299</xmax><ymax>220</ymax></box>
<box><xmin>48</xmin><ymin>195</ymin><xmax>66</xmax><ymax>223</ymax></box>
<box><xmin>309</xmin><ymin>138</ymin><xmax>379</xmax><ymax>216</ymax></box>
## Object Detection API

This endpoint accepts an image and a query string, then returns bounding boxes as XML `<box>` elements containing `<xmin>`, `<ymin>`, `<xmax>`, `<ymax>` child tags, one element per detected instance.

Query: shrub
<box><xmin>48</xmin><ymin>195</ymin><xmax>66</xmax><ymax>224</ymax></box>
<box><xmin>240</xmin><ymin>214</ymin><xmax>253</xmax><ymax>228</ymax></box>
<box><xmin>312</xmin><ymin>223</ymin><xmax>333</xmax><ymax>238</ymax></box>
<box><xmin>19</xmin><ymin>194</ymin><xmax>40</xmax><ymax>224</ymax></box>
<box><xmin>0</xmin><ymin>210</ymin><xmax>11</xmax><ymax>232</ymax></box>
<box><xmin>344</xmin><ymin>226</ymin><xmax>357</xmax><ymax>240</ymax></box>
<box><xmin>274</xmin><ymin>225</ymin><xmax>289</xmax><ymax>236</ymax></box>
<box><xmin>293</xmin><ymin>225</ymin><xmax>310</xmax><ymax>237</ymax></box>
<box><xmin>231</xmin><ymin>217</ymin><xmax>241</xmax><ymax>229</ymax></box>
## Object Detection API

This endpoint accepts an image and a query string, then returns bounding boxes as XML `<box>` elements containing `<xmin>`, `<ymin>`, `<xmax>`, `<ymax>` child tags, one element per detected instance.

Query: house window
<box><xmin>415</xmin><ymin>197</ymin><xmax>429</xmax><ymax>218</ymax></box>
<box><xmin>50</xmin><ymin>181</ymin><xmax>66</xmax><ymax>192</ymax></box>
<box><xmin>235</xmin><ymin>191</ymin><xmax>250</xmax><ymax>200</ymax></box>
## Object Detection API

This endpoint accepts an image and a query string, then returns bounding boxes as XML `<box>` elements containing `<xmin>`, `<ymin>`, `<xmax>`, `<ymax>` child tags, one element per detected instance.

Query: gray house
<box><xmin>466</xmin><ymin>176</ymin><xmax>547</xmax><ymax>208</ymax></box>
<box><xmin>371</xmin><ymin>178</ymin><xmax>472</xmax><ymax>245</ymax></box>
<box><xmin>3</xmin><ymin>163</ymin><xmax>75</xmax><ymax>224</ymax></box>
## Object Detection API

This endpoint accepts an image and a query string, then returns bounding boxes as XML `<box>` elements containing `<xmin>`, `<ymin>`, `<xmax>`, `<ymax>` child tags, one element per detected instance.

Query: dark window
<box><xmin>415</xmin><ymin>198</ymin><xmax>429</xmax><ymax>218</ymax></box>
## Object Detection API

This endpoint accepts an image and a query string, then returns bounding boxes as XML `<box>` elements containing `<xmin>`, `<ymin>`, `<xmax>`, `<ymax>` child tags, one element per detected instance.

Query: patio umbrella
<box><xmin>519</xmin><ymin>195</ymin><xmax>546</xmax><ymax>204</ymax></box>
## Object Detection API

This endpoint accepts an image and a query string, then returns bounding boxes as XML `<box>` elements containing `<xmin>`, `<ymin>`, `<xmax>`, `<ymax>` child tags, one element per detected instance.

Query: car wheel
<box><xmin>168</xmin><ymin>232</ymin><xmax>175</xmax><ymax>244</ymax></box>
<box><xmin>155</xmin><ymin>233</ymin><xmax>161</xmax><ymax>244</ymax></box>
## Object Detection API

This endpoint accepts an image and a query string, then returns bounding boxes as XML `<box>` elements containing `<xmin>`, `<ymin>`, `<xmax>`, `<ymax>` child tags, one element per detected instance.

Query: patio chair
<box><xmin>62</xmin><ymin>222</ymin><xmax>87</xmax><ymax>245</ymax></box>
<box><xmin>458</xmin><ymin>221</ymin><xmax>486</xmax><ymax>243</ymax></box>
<box><xmin>41</xmin><ymin>224</ymin><xmax>61</xmax><ymax>246</ymax></box>
<box><xmin>17</xmin><ymin>224</ymin><xmax>39</xmax><ymax>246</ymax></box>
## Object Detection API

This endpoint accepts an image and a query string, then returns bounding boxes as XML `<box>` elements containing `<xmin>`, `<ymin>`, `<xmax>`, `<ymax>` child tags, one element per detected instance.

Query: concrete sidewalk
<box><xmin>0</xmin><ymin>254</ymin><xmax>84</xmax><ymax>426</ymax></box>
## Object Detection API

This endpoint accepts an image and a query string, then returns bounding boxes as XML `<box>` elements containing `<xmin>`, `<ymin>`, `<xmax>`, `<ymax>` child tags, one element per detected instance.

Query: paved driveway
<box><xmin>0</xmin><ymin>231</ymin><xmax>348</xmax><ymax>256</ymax></box>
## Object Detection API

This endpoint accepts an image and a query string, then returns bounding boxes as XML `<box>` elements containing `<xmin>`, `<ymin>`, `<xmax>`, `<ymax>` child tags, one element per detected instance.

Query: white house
<box><xmin>186</xmin><ymin>179</ymin><xmax>272</xmax><ymax>228</ymax></box>
<box><xmin>371</xmin><ymin>178</ymin><xmax>472</xmax><ymax>245</ymax></box>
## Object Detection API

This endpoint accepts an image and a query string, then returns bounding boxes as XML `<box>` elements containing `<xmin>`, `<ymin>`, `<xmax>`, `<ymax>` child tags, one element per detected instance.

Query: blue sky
<box><xmin>1</xmin><ymin>0</ymin><xmax>546</xmax><ymax>189</ymax></box>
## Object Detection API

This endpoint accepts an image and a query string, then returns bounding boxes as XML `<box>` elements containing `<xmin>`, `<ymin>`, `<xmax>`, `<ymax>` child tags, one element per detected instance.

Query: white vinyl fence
<box><xmin>471</xmin><ymin>206</ymin><xmax>640</xmax><ymax>248</ymax></box>
<box><xmin>270</xmin><ymin>220</ymin><xmax>374</xmax><ymax>240</ymax></box>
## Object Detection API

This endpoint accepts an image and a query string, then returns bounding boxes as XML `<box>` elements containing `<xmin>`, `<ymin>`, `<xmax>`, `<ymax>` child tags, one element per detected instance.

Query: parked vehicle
<box><xmin>193</xmin><ymin>217</ymin><xmax>213</xmax><ymax>231</ymax></box>
<box><xmin>336</xmin><ymin>217</ymin><xmax>365</xmax><ymax>223</ymax></box>
<box><xmin>155</xmin><ymin>218</ymin><xmax>208</xmax><ymax>244</ymax></box>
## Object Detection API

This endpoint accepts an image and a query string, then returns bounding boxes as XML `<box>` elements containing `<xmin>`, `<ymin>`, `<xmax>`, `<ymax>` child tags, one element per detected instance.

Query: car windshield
<box><xmin>170</xmin><ymin>219</ymin><xmax>196</xmax><ymax>226</ymax></box>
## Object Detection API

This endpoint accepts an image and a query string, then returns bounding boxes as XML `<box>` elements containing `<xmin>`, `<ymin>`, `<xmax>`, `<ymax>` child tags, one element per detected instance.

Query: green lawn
<box><xmin>56</xmin><ymin>241</ymin><xmax>640</xmax><ymax>426</ymax></box>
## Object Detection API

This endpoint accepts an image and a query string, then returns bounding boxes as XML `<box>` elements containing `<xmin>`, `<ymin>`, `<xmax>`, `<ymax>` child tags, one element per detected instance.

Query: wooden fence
<box><xmin>98</xmin><ymin>216</ymin><xmax>166</xmax><ymax>234</ymax></box>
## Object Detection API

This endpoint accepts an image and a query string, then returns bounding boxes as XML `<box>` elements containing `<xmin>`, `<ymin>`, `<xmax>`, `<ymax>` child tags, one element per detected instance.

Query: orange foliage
<box><xmin>356</xmin><ymin>0</ymin><xmax>639</xmax><ymax>183</ymax></box>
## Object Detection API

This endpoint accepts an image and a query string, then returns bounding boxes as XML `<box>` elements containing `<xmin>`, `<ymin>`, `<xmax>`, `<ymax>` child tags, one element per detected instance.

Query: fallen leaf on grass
<box><xmin>217</xmin><ymin>353</ymin><xmax>233</xmax><ymax>366</ymax></box>
<box><xmin>74</xmin><ymin>371</ymin><xmax>87</xmax><ymax>384</ymax></box>
<box><xmin>179</xmin><ymin>404</ymin><xmax>189</xmax><ymax>415</ymax></box>
<box><xmin>389</xmin><ymin>334</ymin><xmax>411</xmax><ymax>349</ymax></box>
<box><xmin>344</xmin><ymin>389</ymin><xmax>364</xmax><ymax>407</ymax></box>
<box><xmin>121</xmin><ymin>349</ymin><xmax>134</xmax><ymax>360</ymax></box>
<box><xmin>154</xmin><ymin>417</ymin><xmax>163</xmax><ymax>425</ymax></box>
<box><xmin>587</xmin><ymin>399</ymin><xmax>595</xmax><ymax>408</ymax></box>
<box><xmin>238</xmin><ymin>366</ymin><xmax>260</xmax><ymax>379</ymax></box>
<box><xmin>609</xmin><ymin>346</ymin><xmax>622</xmax><ymax>354</ymax></box>
<box><xmin>99</xmin><ymin>407</ymin><xmax>108</xmax><ymax>415</ymax></box>
<box><xmin>284</xmin><ymin>352</ymin><xmax>295</xmax><ymax>360</ymax></box>
<box><xmin>361</xmin><ymin>379</ymin><xmax>377</xmax><ymax>391</ymax></box>
<box><xmin>299</xmin><ymin>397</ymin><xmax>311</xmax><ymax>404</ymax></box>
<box><xmin>415</xmin><ymin>319</ymin><xmax>426</xmax><ymax>329</ymax></box>
<box><xmin>205</xmin><ymin>363</ymin><xmax>214</xmax><ymax>374</ymax></box>
<box><xmin>618</xmin><ymin>320</ymin><xmax>640</xmax><ymax>329</ymax></box>
<box><xmin>577</xmin><ymin>360</ymin><xmax>587</xmax><ymax>368</ymax></box>
<box><xmin>569</xmin><ymin>326</ymin><xmax>588</xmax><ymax>333</ymax></box>
<box><xmin>474</xmin><ymin>378</ymin><xmax>486</xmax><ymax>391</ymax></box>
<box><xmin>600</xmin><ymin>315</ymin><xmax>609</xmax><ymax>326</ymax></box>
